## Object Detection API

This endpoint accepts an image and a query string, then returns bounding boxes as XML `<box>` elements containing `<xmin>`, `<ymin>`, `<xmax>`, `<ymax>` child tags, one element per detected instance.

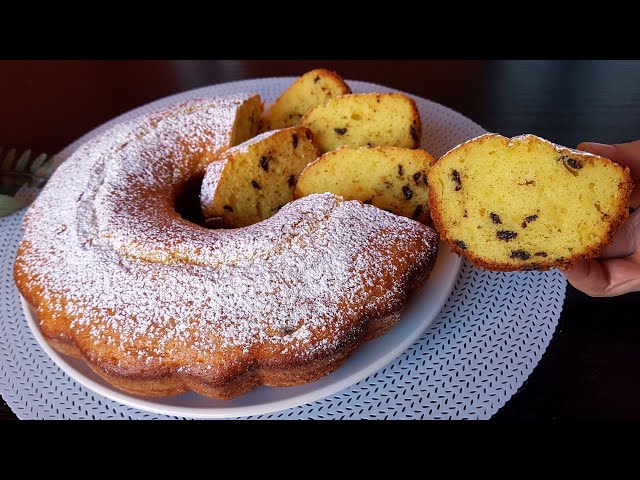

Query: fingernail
<box><xmin>577</xmin><ymin>142</ymin><xmax>616</xmax><ymax>157</ymax></box>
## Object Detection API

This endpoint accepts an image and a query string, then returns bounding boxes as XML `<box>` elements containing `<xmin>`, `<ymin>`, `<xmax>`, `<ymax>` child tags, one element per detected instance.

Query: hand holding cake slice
<box><xmin>428</xmin><ymin>133</ymin><xmax>633</xmax><ymax>271</ymax></box>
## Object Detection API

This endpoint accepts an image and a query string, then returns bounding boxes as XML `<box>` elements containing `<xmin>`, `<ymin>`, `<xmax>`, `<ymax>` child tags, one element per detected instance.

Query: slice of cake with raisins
<box><xmin>300</xmin><ymin>93</ymin><xmax>421</xmax><ymax>153</ymax></box>
<box><xmin>200</xmin><ymin>126</ymin><xmax>319</xmax><ymax>228</ymax></box>
<box><xmin>427</xmin><ymin>133</ymin><xmax>633</xmax><ymax>271</ymax></box>
<box><xmin>295</xmin><ymin>146</ymin><xmax>435</xmax><ymax>224</ymax></box>
<box><xmin>262</xmin><ymin>69</ymin><xmax>352</xmax><ymax>131</ymax></box>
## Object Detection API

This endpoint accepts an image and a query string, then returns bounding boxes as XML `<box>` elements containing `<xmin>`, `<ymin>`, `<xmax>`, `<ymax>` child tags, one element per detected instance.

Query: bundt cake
<box><xmin>295</xmin><ymin>146</ymin><xmax>435</xmax><ymax>224</ymax></box>
<box><xmin>262</xmin><ymin>69</ymin><xmax>351</xmax><ymax>131</ymax></box>
<box><xmin>14</xmin><ymin>94</ymin><xmax>439</xmax><ymax>400</ymax></box>
<box><xmin>428</xmin><ymin>133</ymin><xmax>633</xmax><ymax>271</ymax></box>
<box><xmin>300</xmin><ymin>93</ymin><xmax>422</xmax><ymax>153</ymax></box>
<box><xmin>200</xmin><ymin>126</ymin><xmax>320</xmax><ymax>228</ymax></box>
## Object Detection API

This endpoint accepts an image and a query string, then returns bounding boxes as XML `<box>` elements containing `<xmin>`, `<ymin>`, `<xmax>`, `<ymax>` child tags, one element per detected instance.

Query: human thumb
<box><xmin>599</xmin><ymin>208</ymin><xmax>640</xmax><ymax>259</ymax></box>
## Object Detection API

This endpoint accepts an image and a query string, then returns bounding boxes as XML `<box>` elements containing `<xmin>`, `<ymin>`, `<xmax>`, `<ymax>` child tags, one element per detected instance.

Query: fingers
<box><xmin>600</xmin><ymin>208</ymin><xmax>640</xmax><ymax>259</ymax></box>
<box><xmin>578</xmin><ymin>140</ymin><xmax>640</xmax><ymax>177</ymax></box>
<box><xmin>577</xmin><ymin>142</ymin><xmax>617</xmax><ymax>160</ymax></box>
<box><xmin>563</xmin><ymin>140</ymin><xmax>640</xmax><ymax>296</ymax></box>
<box><xmin>577</xmin><ymin>140</ymin><xmax>640</xmax><ymax>208</ymax></box>
<box><xmin>562</xmin><ymin>256</ymin><xmax>640</xmax><ymax>297</ymax></box>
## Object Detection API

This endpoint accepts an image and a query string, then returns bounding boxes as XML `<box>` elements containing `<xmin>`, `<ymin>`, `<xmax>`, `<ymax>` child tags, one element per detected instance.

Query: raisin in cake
<box><xmin>295</xmin><ymin>146</ymin><xmax>435</xmax><ymax>223</ymax></box>
<box><xmin>428</xmin><ymin>133</ymin><xmax>633</xmax><ymax>271</ymax></box>
<box><xmin>300</xmin><ymin>93</ymin><xmax>421</xmax><ymax>153</ymax></box>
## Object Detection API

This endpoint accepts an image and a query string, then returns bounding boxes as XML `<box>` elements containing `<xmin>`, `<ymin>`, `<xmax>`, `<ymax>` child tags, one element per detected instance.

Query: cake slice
<box><xmin>427</xmin><ymin>133</ymin><xmax>633</xmax><ymax>271</ymax></box>
<box><xmin>262</xmin><ymin>69</ymin><xmax>351</xmax><ymax>131</ymax></box>
<box><xmin>200</xmin><ymin>126</ymin><xmax>319</xmax><ymax>228</ymax></box>
<box><xmin>229</xmin><ymin>94</ymin><xmax>264</xmax><ymax>146</ymax></box>
<box><xmin>300</xmin><ymin>93</ymin><xmax>421</xmax><ymax>153</ymax></box>
<box><xmin>295</xmin><ymin>146</ymin><xmax>435</xmax><ymax>224</ymax></box>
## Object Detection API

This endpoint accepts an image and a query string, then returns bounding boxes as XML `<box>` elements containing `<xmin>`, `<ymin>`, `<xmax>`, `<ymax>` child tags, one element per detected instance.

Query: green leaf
<box><xmin>14</xmin><ymin>149</ymin><xmax>31</xmax><ymax>172</ymax></box>
<box><xmin>29</xmin><ymin>153</ymin><xmax>48</xmax><ymax>174</ymax></box>
<box><xmin>0</xmin><ymin>194</ymin><xmax>27</xmax><ymax>217</ymax></box>
<box><xmin>38</xmin><ymin>154</ymin><xmax>58</xmax><ymax>179</ymax></box>
<box><xmin>1</xmin><ymin>148</ymin><xmax>56</xmax><ymax>195</ymax></box>
<box><xmin>1</xmin><ymin>148</ymin><xmax>15</xmax><ymax>171</ymax></box>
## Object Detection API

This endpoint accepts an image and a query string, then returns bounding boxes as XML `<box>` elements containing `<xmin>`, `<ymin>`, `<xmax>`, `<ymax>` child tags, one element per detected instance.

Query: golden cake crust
<box><xmin>428</xmin><ymin>133</ymin><xmax>633</xmax><ymax>272</ymax></box>
<box><xmin>14</xmin><ymin>95</ymin><xmax>439</xmax><ymax>400</ymax></box>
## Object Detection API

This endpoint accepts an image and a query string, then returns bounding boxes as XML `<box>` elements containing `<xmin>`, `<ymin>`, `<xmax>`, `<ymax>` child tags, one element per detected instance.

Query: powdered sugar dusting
<box><xmin>15</xmin><ymin>94</ymin><xmax>438</xmax><ymax>386</ymax></box>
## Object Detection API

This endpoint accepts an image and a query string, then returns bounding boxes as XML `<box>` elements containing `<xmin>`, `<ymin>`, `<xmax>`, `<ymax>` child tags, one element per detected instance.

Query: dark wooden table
<box><xmin>2</xmin><ymin>60</ymin><xmax>639</xmax><ymax>420</ymax></box>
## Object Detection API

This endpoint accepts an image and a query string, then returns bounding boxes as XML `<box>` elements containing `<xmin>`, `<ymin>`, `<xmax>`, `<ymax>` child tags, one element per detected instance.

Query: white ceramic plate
<box><xmin>21</xmin><ymin>76</ymin><xmax>485</xmax><ymax>418</ymax></box>
<box><xmin>23</xmin><ymin>244</ymin><xmax>459</xmax><ymax>418</ymax></box>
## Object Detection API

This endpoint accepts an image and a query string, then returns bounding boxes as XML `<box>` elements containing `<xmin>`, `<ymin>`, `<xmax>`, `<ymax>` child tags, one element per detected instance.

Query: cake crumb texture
<box><xmin>296</xmin><ymin>146</ymin><xmax>435</xmax><ymax>224</ymax></box>
<box><xmin>301</xmin><ymin>93</ymin><xmax>421</xmax><ymax>153</ymax></box>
